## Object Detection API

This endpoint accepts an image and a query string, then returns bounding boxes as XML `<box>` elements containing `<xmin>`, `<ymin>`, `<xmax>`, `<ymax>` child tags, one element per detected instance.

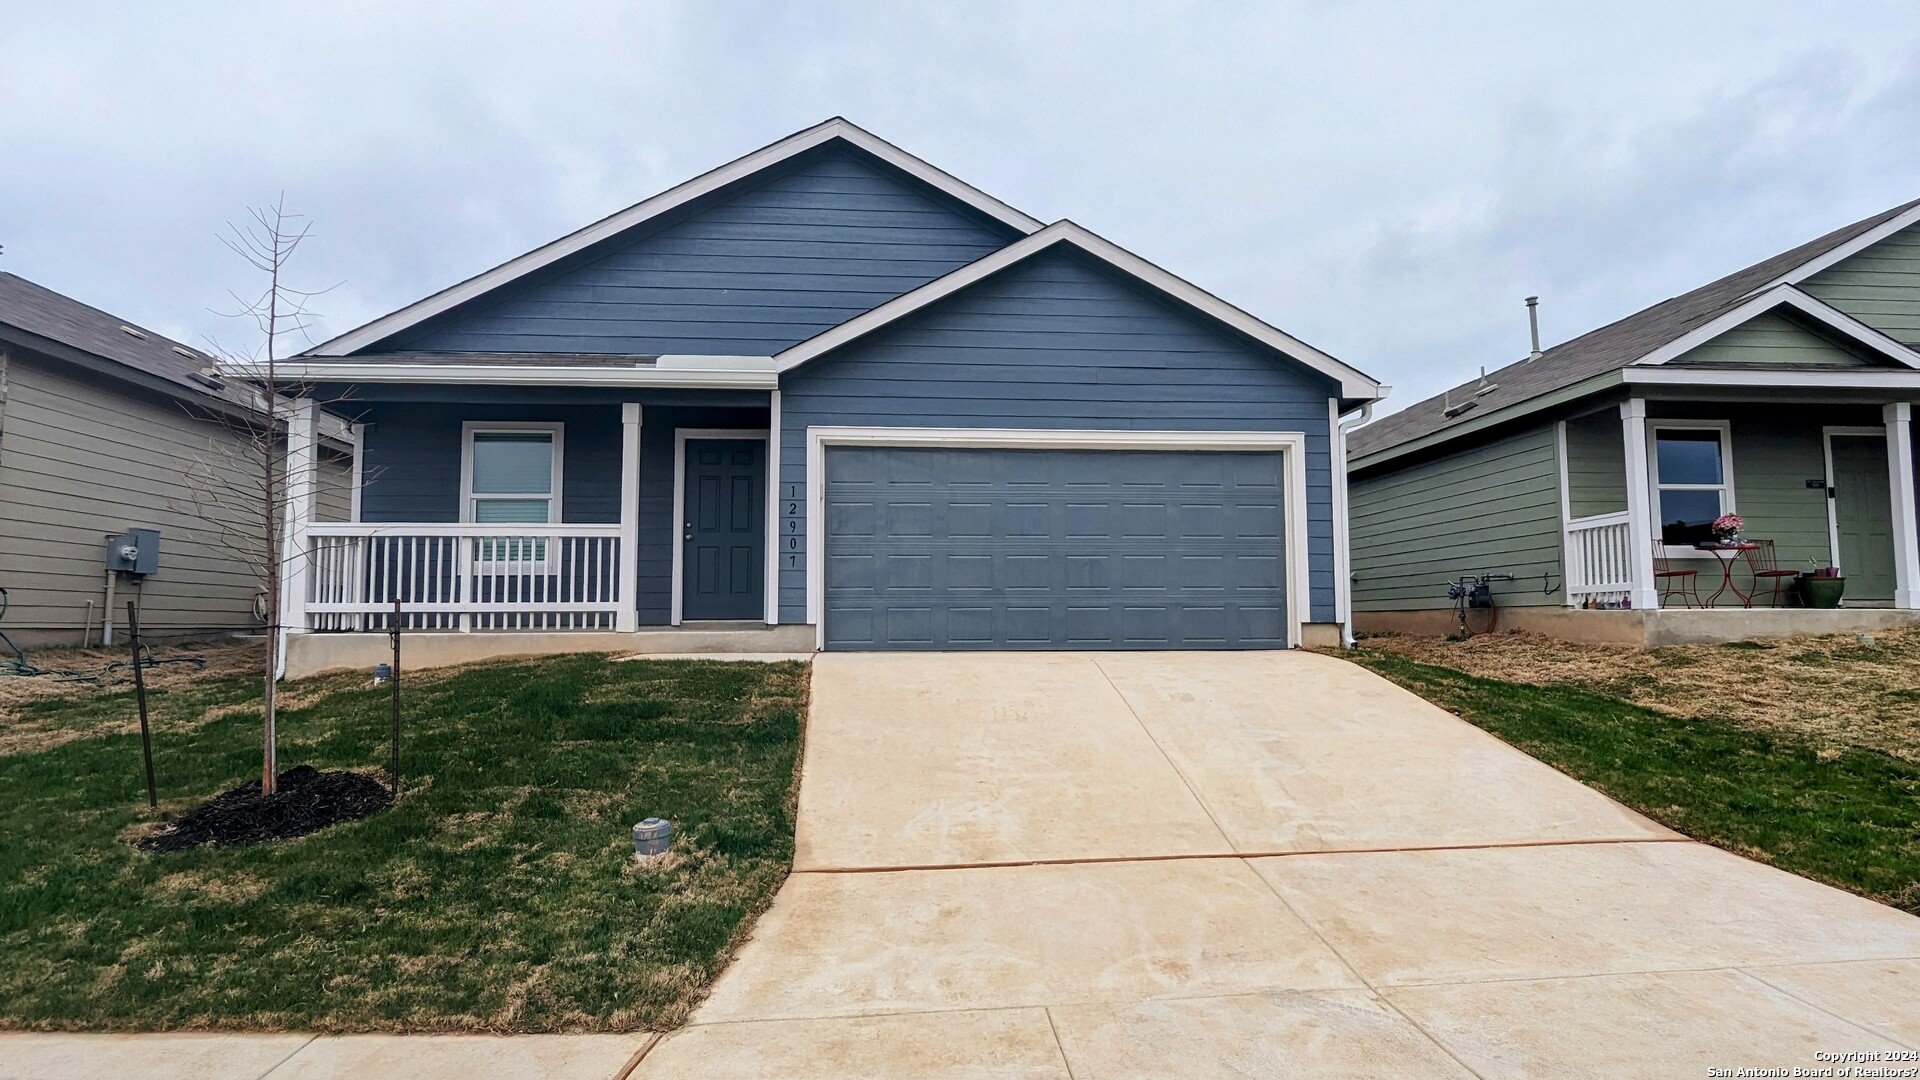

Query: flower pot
<box><xmin>1801</xmin><ymin>576</ymin><xmax>1846</xmax><ymax>609</ymax></box>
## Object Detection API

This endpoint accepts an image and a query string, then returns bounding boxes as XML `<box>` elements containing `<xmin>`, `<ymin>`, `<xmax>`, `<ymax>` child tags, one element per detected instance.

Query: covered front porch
<box><xmin>276</xmin><ymin>374</ymin><xmax>807</xmax><ymax>676</ymax></box>
<box><xmin>1559</xmin><ymin>395</ymin><xmax>1920</xmax><ymax>618</ymax></box>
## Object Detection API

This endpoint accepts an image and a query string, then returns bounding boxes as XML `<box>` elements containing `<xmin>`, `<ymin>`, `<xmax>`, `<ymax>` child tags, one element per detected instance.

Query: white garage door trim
<box><xmin>804</xmin><ymin>426</ymin><xmax>1312</xmax><ymax>650</ymax></box>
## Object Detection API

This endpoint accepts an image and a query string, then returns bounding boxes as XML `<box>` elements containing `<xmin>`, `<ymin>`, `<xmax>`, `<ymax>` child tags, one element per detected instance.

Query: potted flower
<box><xmin>1710</xmin><ymin>513</ymin><xmax>1744</xmax><ymax>544</ymax></box>
<box><xmin>1800</xmin><ymin>565</ymin><xmax>1846</xmax><ymax>609</ymax></box>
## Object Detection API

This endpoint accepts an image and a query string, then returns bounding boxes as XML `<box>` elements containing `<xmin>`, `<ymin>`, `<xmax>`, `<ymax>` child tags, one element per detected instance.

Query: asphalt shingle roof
<box><xmin>1348</xmin><ymin>198</ymin><xmax>1920</xmax><ymax>461</ymax></box>
<box><xmin>0</xmin><ymin>271</ymin><xmax>261</xmax><ymax>412</ymax></box>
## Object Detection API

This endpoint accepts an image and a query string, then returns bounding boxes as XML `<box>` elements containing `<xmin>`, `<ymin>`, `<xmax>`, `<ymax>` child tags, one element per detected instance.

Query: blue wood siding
<box><xmin>354</xmin><ymin>396</ymin><xmax>765</xmax><ymax>626</ymax></box>
<box><xmin>359</xmin><ymin>402</ymin><xmax>622</xmax><ymax>525</ymax></box>
<box><xmin>392</xmin><ymin>146</ymin><xmax>1020</xmax><ymax>356</ymax></box>
<box><xmin>777</xmin><ymin>246</ymin><xmax>1342</xmax><ymax>625</ymax></box>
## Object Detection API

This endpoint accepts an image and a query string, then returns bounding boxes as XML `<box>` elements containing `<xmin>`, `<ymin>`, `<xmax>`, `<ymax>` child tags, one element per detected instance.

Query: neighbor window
<box><xmin>1650</xmin><ymin>424</ymin><xmax>1732</xmax><ymax>545</ymax></box>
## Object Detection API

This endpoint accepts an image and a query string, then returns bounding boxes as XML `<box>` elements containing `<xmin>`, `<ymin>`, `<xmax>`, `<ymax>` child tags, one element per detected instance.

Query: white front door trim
<box><xmin>804</xmin><ymin>426</ymin><xmax>1313</xmax><ymax>651</ymax></box>
<box><xmin>671</xmin><ymin>427</ymin><xmax>771</xmax><ymax>626</ymax></box>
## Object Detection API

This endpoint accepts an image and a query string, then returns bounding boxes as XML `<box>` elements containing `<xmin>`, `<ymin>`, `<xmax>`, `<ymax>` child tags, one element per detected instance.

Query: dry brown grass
<box><xmin>1353</xmin><ymin>627</ymin><xmax>1920</xmax><ymax>760</ymax></box>
<box><xmin>0</xmin><ymin>640</ymin><xmax>267</xmax><ymax>710</ymax></box>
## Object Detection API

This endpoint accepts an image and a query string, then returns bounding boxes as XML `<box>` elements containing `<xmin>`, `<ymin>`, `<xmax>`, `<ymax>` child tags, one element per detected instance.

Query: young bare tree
<box><xmin>182</xmin><ymin>196</ymin><xmax>330</xmax><ymax>796</ymax></box>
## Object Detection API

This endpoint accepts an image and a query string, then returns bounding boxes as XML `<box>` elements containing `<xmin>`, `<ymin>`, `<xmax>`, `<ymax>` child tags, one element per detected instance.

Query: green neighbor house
<box><xmin>1346</xmin><ymin>199</ymin><xmax>1920</xmax><ymax>646</ymax></box>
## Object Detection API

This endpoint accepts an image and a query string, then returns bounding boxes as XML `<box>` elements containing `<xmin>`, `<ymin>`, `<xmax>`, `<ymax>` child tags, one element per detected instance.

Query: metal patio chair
<box><xmin>1743</xmin><ymin>539</ymin><xmax>1800</xmax><ymax>607</ymax></box>
<box><xmin>1653</xmin><ymin>540</ymin><xmax>1701</xmax><ymax>609</ymax></box>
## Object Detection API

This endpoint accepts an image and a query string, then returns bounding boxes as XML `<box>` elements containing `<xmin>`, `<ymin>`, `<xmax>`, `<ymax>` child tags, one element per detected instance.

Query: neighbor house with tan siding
<box><xmin>0</xmin><ymin>273</ymin><xmax>352</xmax><ymax>647</ymax></box>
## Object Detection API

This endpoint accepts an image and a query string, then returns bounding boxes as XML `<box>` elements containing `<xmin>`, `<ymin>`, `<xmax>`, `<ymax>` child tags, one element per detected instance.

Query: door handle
<box><xmin>683</xmin><ymin>521</ymin><xmax>693</xmax><ymax>541</ymax></box>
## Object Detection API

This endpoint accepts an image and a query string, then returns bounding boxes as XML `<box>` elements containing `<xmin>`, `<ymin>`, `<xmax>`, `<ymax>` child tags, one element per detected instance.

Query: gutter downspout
<box><xmin>1334</xmin><ymin>397</ymin><xmax>1383</xmax><ymax>648</ymax></box>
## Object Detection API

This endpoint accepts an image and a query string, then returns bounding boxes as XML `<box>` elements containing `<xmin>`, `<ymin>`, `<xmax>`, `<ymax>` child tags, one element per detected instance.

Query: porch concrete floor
<box><xmin>640</xmin><ymin>651</ymin><xmax>1920</xmax><ymax>1078</ymax></box>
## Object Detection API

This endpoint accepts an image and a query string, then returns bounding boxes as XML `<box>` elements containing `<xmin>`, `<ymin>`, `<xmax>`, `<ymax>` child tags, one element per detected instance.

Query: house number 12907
<box><xmin>782</xmin><ymin>483</ymin><xmax>803</xmax><ymax>568</ymax></box>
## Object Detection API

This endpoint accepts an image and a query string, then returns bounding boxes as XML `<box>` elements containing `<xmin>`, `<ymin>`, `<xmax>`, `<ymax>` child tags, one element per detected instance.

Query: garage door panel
<box><xmin>823</xmin><ymin>446</ymin><xmax>1288</xmax><ymax>650</ymax></box>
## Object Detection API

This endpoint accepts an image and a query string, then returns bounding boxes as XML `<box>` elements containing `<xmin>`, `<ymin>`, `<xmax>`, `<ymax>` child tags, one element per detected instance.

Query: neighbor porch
<box><xmin>1559</xmin><ymin>396</ymin><xmax>1920</xmax><ymax>619</ymax></box>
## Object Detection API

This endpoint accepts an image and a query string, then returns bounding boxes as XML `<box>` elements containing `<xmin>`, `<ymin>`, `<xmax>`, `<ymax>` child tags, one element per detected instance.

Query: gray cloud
<box><xmin>3</xmin><ymin>2</ymin><xmax>1917</xmax><ymax>410</ymax></box>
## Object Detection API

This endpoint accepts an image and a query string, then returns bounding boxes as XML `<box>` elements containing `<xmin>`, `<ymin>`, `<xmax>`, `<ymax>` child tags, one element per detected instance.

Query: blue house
<box><xmin>259</xmin><ymin>119</ymin><xmax>1384</xmax><ymax>675</ymax></box>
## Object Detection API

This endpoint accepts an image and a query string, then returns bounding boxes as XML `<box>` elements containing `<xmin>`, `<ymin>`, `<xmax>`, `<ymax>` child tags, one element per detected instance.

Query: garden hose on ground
<box><xmin>0</xmin><ymin>586</ymin><xmax>207</xmax><ymax>685</ymax></box>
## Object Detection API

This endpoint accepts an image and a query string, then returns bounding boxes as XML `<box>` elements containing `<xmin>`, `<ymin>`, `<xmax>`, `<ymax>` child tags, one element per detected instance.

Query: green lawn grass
<box><xmin>0</xmin><ymin>654</ymin><xmax>807</xmax><ymax>1032</ymax></box>
<box><xmin>1347</xmin><ymin>650</ymin><xmax>1920</xmax><ymax>915</ymax></box>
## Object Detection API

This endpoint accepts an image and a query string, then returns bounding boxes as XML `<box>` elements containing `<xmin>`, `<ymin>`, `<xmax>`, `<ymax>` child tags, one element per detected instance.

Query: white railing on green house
<box><xmin>1565</xmin><ymin>512</ymin><xmax>1635</xmax><ymax>608</ymax></box>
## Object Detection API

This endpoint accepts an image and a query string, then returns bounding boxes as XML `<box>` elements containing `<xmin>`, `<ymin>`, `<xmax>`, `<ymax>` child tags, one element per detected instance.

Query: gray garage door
<box><xmin>823</xmin><ymin>446</ymin><xmax>1288</xmax><ymax>650</ymax></box>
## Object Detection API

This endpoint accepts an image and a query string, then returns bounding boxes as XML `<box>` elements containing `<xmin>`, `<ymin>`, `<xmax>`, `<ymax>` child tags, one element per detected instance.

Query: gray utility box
<box><xmin>105</xmin><ymin>528</ymin><xmax>161</xmax><ymax>575</ymax></box>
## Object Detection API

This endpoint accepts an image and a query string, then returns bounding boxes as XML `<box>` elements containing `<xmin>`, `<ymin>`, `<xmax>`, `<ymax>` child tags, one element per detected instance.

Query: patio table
<box><xmin>1692</xmin><ymin>541</ymin><xmax>1758</xmax><ymax>607</ymax></box>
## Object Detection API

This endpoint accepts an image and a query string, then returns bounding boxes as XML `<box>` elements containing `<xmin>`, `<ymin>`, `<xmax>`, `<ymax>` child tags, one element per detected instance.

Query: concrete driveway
<box><xmin>637</xmin><ymin>651</ymin><xmax>1920</xmax><ymax>1078</ymax></box>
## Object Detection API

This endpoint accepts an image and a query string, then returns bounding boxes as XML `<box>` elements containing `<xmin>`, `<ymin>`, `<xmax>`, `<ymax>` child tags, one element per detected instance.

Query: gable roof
<box><xmin>306</xmin><ymin>118</ymin><xmax>1046</xmax><ymax>357</ymax></box>
<box><xmin>1348</xmin><ymin>197</ymin><xmax>1920</xmax><ymax>463</ymax></box>
<box><xmin>774</xmin><ymin>220</ymin><xmax>1385</xmax><ymax>401</ymax></box>
<box><xmin>0</xmin><ymin>271</ymin><xmax>260</xmax><ymax>414</ymax></box>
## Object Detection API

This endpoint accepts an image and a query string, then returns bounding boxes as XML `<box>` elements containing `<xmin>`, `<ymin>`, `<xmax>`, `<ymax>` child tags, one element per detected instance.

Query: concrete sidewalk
<box><xmin>0</xmin><ymin>1033</ymin><xmax>650</xmax><ymax>1080</ymax></box>
<box><xmin>634</xmin><ymin>651</ymin><xmax>1920</xmax><ymax>1078</ymax></box>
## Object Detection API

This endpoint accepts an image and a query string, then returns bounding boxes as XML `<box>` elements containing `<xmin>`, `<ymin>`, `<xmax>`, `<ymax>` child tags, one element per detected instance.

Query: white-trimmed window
<box><xmin>461</xmin><ymin>422</ymin><xmax>563</xmax><ymax>560</ymax></box>
<box><xmin>1649</xmin><ymin>421</ymin><xmax>1733</xmax><ymax>547</ymax></box>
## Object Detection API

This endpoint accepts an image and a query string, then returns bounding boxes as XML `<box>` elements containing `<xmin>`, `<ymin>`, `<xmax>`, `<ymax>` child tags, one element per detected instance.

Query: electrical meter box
<box><xmin>105</xmin><ymin>528</ymin><xmax>160</xmax><ymax>575</ymax></box>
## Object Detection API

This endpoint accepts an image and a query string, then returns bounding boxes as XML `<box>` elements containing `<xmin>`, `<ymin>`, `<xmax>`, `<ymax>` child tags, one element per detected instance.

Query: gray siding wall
<box><xmin>1563</xmin><ymin>411</ymin><xmax>1627</xmax><ymax>518</ymax></box>
<box><xmin>352</xmin><ymin>395</ymin><xmax>765</xmax><ymax>626</ymax></box>
<box><xmin>0</xmin><ymin>350</ymin><xmax>267</xmax><ymax>636</ymax></box>
<box><xmin>316</xmin><ymin>449</ymin><xmax>352</xmax><ymax>523</ymax></box>
<box><xmin>1803</xmin><ymin>221</ymin><xmax>1920</xmax><ymax>347</ymax></box>
<box><xmin>778</xmin><ymin>246</ymin><xmax>1342</xmax><ymax>624</ymax></box>
<box><xmin>395</xmin><ymin>146</ymin><xmax>1019</xmax><ymax>355</ymax></box>
<box><xmin>1672</xmin><ymin>310</ymin><xmax>1875</xmax><ymax>366</ymax></box>
<box><xmin>1349</xmin><ymin>424</ymin><xmax>1564</xmax><ymax>611</ymax></box>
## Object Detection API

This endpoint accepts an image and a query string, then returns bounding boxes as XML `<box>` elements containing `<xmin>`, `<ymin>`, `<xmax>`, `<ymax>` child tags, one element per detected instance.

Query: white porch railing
<box><xmin>300</xmin><ymin>523</ymin><xmax>624</xmax><ymax>631</ymax></box>
<box><xmin>1565</xmin><ymin>512</ymin><xmax>1635</xmax><ymax>608</ymax></box>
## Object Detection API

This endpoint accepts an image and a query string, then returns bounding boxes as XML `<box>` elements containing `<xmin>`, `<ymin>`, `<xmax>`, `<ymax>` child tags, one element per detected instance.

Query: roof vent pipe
<box><xmin>1525</xmin><ymin>296</ymin><xmax>1543</xmax><ymax>361</ymax></box>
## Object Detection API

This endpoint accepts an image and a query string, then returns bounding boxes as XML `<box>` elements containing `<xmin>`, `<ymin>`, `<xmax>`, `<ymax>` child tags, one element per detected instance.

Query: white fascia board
<box><xmin>1745</xmin><ymin>203</ymin><xmax>1920</xmax><ymax>296</ymax></box>
<box><xmin>305</xmin><ymin>118</ymin><xmax>1044</xmax><ymax>357</ymax></box>
<box><xmin>1635</xmin><ymin>284</ymin><xmax>1920</xmax><ymax>369</ymax></box>
<box><xmin>774</xmin><ymin>221</ymin><xmax>1386</xmax><ymax>400</ymax></box>
<box><xmin>1623</xmin><ymin>366</ymin><xmax>1920</xmax><ymax>389</ymax></box>
<box><xmin>224</xmin><ymin>359</ymin><xmax>779</xmax><ymax>389</ymax></box>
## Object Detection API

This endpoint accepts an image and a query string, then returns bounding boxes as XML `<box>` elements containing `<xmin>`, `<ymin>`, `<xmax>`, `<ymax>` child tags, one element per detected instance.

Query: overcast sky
<box><xmin>5</xmin><ymin>2</ymin><xmax>1919</xmax><ymax>411</ymax></box>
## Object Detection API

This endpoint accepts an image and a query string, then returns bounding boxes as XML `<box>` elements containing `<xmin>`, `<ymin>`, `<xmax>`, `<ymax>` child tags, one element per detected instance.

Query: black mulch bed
<box><xmin>139</xmin><ymin>765</ymin><xmax>393</xmax><ymax>853</ymax></box>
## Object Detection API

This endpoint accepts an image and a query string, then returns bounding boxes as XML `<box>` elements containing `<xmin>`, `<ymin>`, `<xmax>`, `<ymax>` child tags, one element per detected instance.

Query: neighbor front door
<box><xmin>681</xmin><ymin>438</ymin><xmax>766</xmax><ymax>620</ymax></box>
<box><xmin>1828</xmin><ymin>432</ymin><xmax>1897</xmax><ymax>602</ymax></box>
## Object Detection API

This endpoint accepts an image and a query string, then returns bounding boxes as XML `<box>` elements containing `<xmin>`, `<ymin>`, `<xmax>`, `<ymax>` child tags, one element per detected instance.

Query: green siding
<box><xmin>1724</xmin><ymin>418</ymin><xmax>1833</xmax><ymax>578</ymax></box>
<box><xmin>1802</xmin><ymin>221</ymin><xmax>1920</xmax><ymax>347</ymax></box>
<box><xmin>1646</xmin><ymin>403</ymin><xmax>1869</xmax><ymax>582</ymax></box>
<box><xmin>1350</xmin><ymin>424</ymin><xmax>1564</xmax><ymax>611</ymax></box>
<box><xmin>1563</xmin><ymin>412</ymin><xmax>1626</xmax><ymax>517</ymax></box>
<box><xmin>1671</xmin><ymin>310</ymin><xmax>1875</xmax><ymax>366</ymax></box>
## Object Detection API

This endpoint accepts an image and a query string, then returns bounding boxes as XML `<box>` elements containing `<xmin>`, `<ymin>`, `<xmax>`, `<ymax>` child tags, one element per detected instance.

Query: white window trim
<box><xmin>671</xmin><ymin>427</ymin><xmax>771</xmax><ymax>626</ymax></box>
<box><xmin>459</xmin><ymin>421</ymin><xmax>566</xmax><ymax>524</ymax></box>
<box><xmin>1646</xmin><ymin>420</ymin><xmax>1734</xmax><ymax>559</ymax></box>
<box><xmin>803</xmin><ymin>426</ymin><xmax>1313</xmax><ymax>651</ymax></box>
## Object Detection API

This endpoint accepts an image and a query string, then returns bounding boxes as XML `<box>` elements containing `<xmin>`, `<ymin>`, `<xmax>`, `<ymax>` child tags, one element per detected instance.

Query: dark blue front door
<box><xmin>682</xmin><ymin>438</ymin><xmax>766</xmax><ymax>620</ymax></box>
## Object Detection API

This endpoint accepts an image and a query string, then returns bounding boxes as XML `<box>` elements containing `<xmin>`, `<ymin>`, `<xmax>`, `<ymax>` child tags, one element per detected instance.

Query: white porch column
<box><xmin>347</xmin><ymin>422</ymin><xmax>366</xmax><ymax>524</ymax></box>
<box><xmin>280</xmin><ymin>398</ymin><xmax>319</xmax><ymax>639</ymax></box>
<box><xmin>764</xmin><ymin>389</ymin><xmax>782</xmax><ymax>626</ymax></box>
<box><xmin>1887</xmin><ymin>402</ymin><xmax>1919</xmax><ymax>610</ymax></box>
<box><xmin>617</xmin><ymin>403</ymin><xmax>642</xmax><ymax>632</ymax></box>
<box><xmin>1619</xmin><ymin>398</ymin><xmax>1660</xmax><ymax>610</ymax></box>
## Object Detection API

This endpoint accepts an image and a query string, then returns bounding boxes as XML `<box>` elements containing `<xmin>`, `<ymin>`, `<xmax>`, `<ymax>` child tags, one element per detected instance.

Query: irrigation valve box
<box><xmin>105</xmin><ymin>528</ymin><xmax>160</xmax><ymax>576</ymax></box>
